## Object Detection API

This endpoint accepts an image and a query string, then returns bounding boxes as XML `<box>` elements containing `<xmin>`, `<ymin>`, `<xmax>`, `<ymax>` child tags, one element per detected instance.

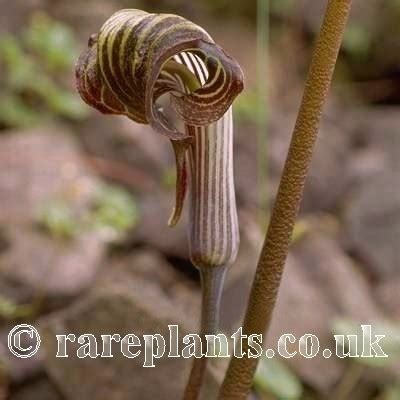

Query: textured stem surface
<box><xmin>218</xmin><ymin>1</ymin><xmax>352</xmax><ymax>398</ymax></box>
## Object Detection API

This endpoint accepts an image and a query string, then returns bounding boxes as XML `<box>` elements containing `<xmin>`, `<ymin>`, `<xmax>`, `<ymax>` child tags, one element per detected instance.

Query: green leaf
<box><xmin>0</xmin><ymin>296</ymin><xmax>35</xmax><ymax>320</ymax></box>
<box><xmin>0</xmin><ymin>35</ymin><xmax>39</xmax><ymax>90</ymax></box>
<box><xmin>89</xmin><ymin>184</ymin><xmax>139</xmax><ymax>237</ymax></box>
<box><xmin>0</xmin><ymin>34</ymin><xmax>24</xmax><ymax>66</ymax></box>
<box><xmin>0</xmin><ymin>14</ymin><xmax>86</xmax><ymax>127</ymax></box>
<box><xmin>234</xmin><ymin>89</ymin><xmax>261</xmax><ymax>123</ymax></box>
<box><xmin>23</xmin><ymin>12</ymin><xmax>77</xmax><ymax>71</ymax></box>
<box><xmin>254</xmin><ymin>357</ymin><xmax>303</xmax><ymax>400</ymax></box>
<box><xmin>41</xmin><ymin>87</ymin><xmax>89</xmax><ymax>120</ymax></box>
<box><xmin>343</xmin><ymin>24</ymin><xmax>372</xmax><ymax>59</ymax></box>
<box><xmin>270</xmin><ymin>0</ymin><xmax>295</xmax><ymax>17</ymax></box>
<box><xmin>382</xmin><ymin>383</ymin><xmax>400</xmax><ymax>400</ymax></box>
<box><xmin>37</xmin><ymin>184</ymin><xmax>138</xmax><ymax>241</ymax></box>
<box><xmin>161</xmin><ymin>167</ymin><xmax>177</xmax><ymax>191</ymax></box>
<box><xmin>38</xmin><ymin>200</ymin><xmax>78</xmax><ymax>239</ymax></box>
<box><xmin>0</xmin><ymin>94</ymin><xmax>41</xmax><ymax>128</ymax></box>
<box><xmin>332</xmin><ymin>319</ymin><xmax>400</xmax><ymax>367</ymax></box>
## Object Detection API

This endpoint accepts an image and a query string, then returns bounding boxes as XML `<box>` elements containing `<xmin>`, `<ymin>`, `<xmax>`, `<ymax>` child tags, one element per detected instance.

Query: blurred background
<box><xmin>0</xmin><ymin>0</ymin><xmax>399</xmax><ymax>399</ymax></box>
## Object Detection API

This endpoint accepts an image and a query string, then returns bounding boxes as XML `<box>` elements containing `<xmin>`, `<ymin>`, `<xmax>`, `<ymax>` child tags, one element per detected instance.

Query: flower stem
<box><xmin>218</xmin><ymin>1</ymin><xmax>353</xmax><ymax>398</ymax></box>
<box><xmin>183</xmin><ymin>266</ymin><xmax>227</xmax><ymax>400</ymax></box>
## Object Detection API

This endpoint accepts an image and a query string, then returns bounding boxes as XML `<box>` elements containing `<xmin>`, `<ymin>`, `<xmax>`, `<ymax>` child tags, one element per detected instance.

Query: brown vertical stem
<box><xmin>218</xmin><ymin>1</ymin><xmax>352</xmax><ymax>399</ymax></box>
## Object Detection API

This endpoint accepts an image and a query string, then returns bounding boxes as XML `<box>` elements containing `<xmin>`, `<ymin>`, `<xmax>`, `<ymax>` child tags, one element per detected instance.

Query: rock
<box><xmin>222</xmin><ymin>224</ymin><xmax>343</xmax><ymax>392</ymax></box>
<box><xmin>9</xmin><ymin>378</ymin><xmax>61</xmax><ymax>400</ymax></box>
<box><xmin>220</xmin><ymin>212</ymin><xmax>262</xmax><ymax>333</ymax></box>
<box><xmin>233</xmin><ymin>124</ymin><xmax>260</xmax><ymax>208</ymax></box>
<box><xmin>129</xmin><ymin>189</ymin><xmax>189</xmax><ymax>260</ymax></box>
<box><xmin>0</xmin><ymin>225</ymin><xmax>104</xmax><ymax>300</ymax></box>
<box><xmin>117</xmin><ymin>119</ymin><xmax>174</xmax><ymax>175</ymax></box>
<box><xmin>267</xmin><ymin>253</ymin><xmax>343</xmax><ymax>393</ymax></box>
<box><xmin>267</xmin><ymin>106</ymin><xmax>353</xmax><ymax>213</ymax></box>
<box><xmin>292</xmin><ymin>0</ymin><xmax>378</xmax><ymax>36</ymax></box>
<box><xmin>0</xmin><ymin>128</ymin><xmax>106</xmax><ymax>300</ymax></box>
<box><xmin>347</xmin><ymin>147</ymin><xmax>387</xmax><ymax>184</ymax></box>
<box><xmin>0</xmin><ymin>335</ymin><xmax>43</xmax><ymax>385</ymax></box>
<box><xmin>345</xmin><ymin>171</ymin><xmax>400</xmax><ymax>280</ymax></box>
<box><xmin>80</xmin><ymin>116</ymin><xmax>173</xmax><ymax>184</ymax></box>
<box><xmin>349</xmin><ymin>108</ymin><xmax>400</xmax><ymax>172</ymax></box>
<box><xmin>292</xmin><ymin>234</ymin><xmax>382</xmax><ymax>321</ymax></box>
<box><xmin>0</xmin><ymin>127</ymin><xmax>99</xmax><ymax>225</ymax></box>
<box><xmin>39</xmin><ymin>250</ymin><xmax>218</xmax><ymax>400</ymax></box>
<box><xmin>0</xmin><ymin>0</ymin><xmax>44</xmax><ymax>34</ymax></box>
<box><xmin>344</xmin><ymin>108</ymin><xmax>400</xmax><ymax>280</ymax></box>
<box><xmin>269</xmin><ymin>233</ymin><xmax>385</xmax><ymax>392</ymax></box>
<box><xmin>47</xmin><ymin>0</ymin><xmax>118</xmax><ymax>41</ymax></box>
<box><xmin>302</xmin><ymin>114</ymin><xmax>353</xmax><ymax>213</ymax></box>
<box><xmin>79</xmin><ymin>117</ymin><xmax>190</xmax><ymax>259</ymax></box>
<box><xmin>220</xmin><ymin>223</ymin><xmax>386</xmax><ymax>393</ymax></box>
<box><xmin>375</xmin><ymin>278</ymin><xmax>400</xmax><ymax>319</ymax></box>
<box><xmin>103</xmin><ymin>250</ymin><xmax>199</xmax><ymax>317</ymax></box>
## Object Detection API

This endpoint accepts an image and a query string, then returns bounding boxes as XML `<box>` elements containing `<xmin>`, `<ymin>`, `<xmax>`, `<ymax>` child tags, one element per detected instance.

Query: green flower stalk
<box><xmin>75</xmin><ymin>9</ymin><xmax>243</xmax><ymax>400</ymax></box>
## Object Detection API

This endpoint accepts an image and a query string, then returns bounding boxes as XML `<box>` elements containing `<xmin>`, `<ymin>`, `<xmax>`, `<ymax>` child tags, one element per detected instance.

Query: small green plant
<box><xmin>383</xmin><ymin>384</ymin><xmax>400</xmax><ymax>400</ymax></box>
<box><xmin>331</xmin><ymin>319</ymin><xmax>400</xmax><ymax>399</ymax></box>
<box><xmin>0</xmin><ymin>12</ymin><xmax>88</xmax><ymax>129</ymax></box>
<box><xmin>38</xmin><ymin>183</ymin><xmax>139</xmax><ymax>241</ymax></box>
<box><xmin>254</xmin><ymin>356</ymin><xmax>303</xmax><ymax>400</ymax></box>
<box><xmin>234</xmin><ymin>89</ymin><xmax>261</xmax><ymax>123</ymax></box>
<box><xmin>38</xmin><ymin>200</ymin><xmax>78</xmax><ymax>239</ymax></box>
<box><xmin>88</xmin><ymin>184</ymin><xmax>139</xmax><ymax>237</ymax></box>
<box><xmin>0</xmin><ymin>295</ymin><xmax>37</xmax><ymax>320</ymax></box>
<box><xmin>342</xmin><ymin>24</ymin><xmax>372</xmax><ymax>59</ymax></box>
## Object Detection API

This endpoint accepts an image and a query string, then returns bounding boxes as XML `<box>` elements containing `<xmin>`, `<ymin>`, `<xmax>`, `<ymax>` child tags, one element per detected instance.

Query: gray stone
<box><xmin>267</xmin><ymin>253</ymin><xmax>343</xmax><ymax>393</ymax></box>
<box><xmin>349</xmin><ymin>108</ymin><xmax>400</xmax><ymax>172</ymax></box>
<box><xmin>292</xmin><ymin>233</ymin><xmax>382</xmax><ymax>321</ymax></box>
<box><xmin>0</xmin><ymin>0</ymin><xmax>44</xmax><ymax>34</ymax></box>
<box><xmin>0</xmin><ymin>225</ymin><xmax>104</xmax><ymax>300</ymax></box>
<box><xmin>40</xmin><ymin>250</ymin><xmax>218</xmax><ymax>400</ymax></box>
<box><xmin>0</xmin><ymin>127</ymin><xmax>98</xmax><ymax>225</ymax></box>
<box><xmin>344</xmin><ymin>108</ymin><xmax>400</xmax><ymax>279</ymax></box>
<box><xmin>0</xmin><ymin>128</ymin><xmax>105</xmax><ymax>300</ymax></box>
<box><xmin>268</xmin><ymin>107</ymin><xmax>353</xmax><ymax>213</ymax></box>
<box><xmin>80</xmin><ymin>117</ymin><xmax>173</xmax><ymax>184</ymax></box>
<box><xmin>220</xmin><ymin>224</ymin><xmax>386</xmax><ymax>393</ymax></box>
<box><xmin>375</xmin><ymin>278</ymin><xmax>400</xmax><ymax>319</ymax></box>
<box><xmin>130</xmin><ymin>190</ymin><xmax>189</xmax><ymax>259</ymax></box>
<box><xmin>345</xmin><ymin>172</ymin><xmax>400</xmax><ymax>280</ymax></box>
<box><xmin>80</xmin><ymin>117</ymin><xmax>190</xmax><ymax>259</ymax></box>
<box><xmin>292</xmin><ymin>0</ymin><xmax>378</xmax><ymax>36</ymax></box>
<box><xmin>270</xmin><ymin>234</ymin><xmax>386</xmax><ymax>391</ymax></box>
<box><xmin>220</xmin><ymin>213</ymin><xmax>262</xmax><ymax>333</ymax></box>
<box><xmin>0</xmin><ymin>335</ymin><xmax>43</xmax><ymax>385</ymax></box>
<box><xmin>9</xmin><ymin>378</ymin><xmax>61</xmax><ymax>400</ymax></box>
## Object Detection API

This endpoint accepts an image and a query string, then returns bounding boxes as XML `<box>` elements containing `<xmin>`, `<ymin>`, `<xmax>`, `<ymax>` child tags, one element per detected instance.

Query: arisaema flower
<box><xmin>76</xmin><ymin>8</ymin><xmax>243</xmax><ymax>272</ymax></box>
<box><xmin>76</xmin><ymin>9</ymin><xmax>244</xmax><ymax>398</ymax></box>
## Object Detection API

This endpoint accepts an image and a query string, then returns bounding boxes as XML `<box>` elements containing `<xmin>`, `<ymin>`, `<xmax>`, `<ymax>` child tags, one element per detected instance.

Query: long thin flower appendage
<box><xmin>75</xmin><ymin>9</ymin><xmax>243</xmax><ymax>400</ymax></box>
<box><xmin>218</xmin><ymin>1</ymin><xmax>353</xmax><ymax>399</ymax></box>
